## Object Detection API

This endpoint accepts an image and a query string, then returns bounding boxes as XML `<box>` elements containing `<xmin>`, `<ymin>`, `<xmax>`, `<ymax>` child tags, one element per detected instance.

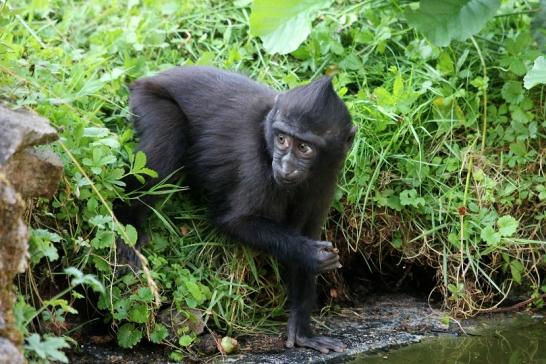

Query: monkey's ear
<box><xmin>345</xmin><ymin>125</ymin><xmax>357</xmax><ymax>151</ymax></box>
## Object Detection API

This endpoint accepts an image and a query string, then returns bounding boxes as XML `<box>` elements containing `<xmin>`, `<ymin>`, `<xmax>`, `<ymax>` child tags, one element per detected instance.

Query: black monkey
<box><xmin>118</xmin><ymin>66</ymin><xmax>355</xmax><ymax>353</ymax></box>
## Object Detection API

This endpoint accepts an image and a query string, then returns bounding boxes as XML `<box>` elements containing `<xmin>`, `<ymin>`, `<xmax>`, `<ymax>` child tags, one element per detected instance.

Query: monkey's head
<box><xmin>265</xmin><ymin>76</ymin><xmax>355</xmax><ymax>187</ymax></box>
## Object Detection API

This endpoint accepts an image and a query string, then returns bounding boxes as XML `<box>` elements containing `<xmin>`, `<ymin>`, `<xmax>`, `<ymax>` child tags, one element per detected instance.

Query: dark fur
<box><xmin>117</xmin><ymin>66</ymin><xmax>354</xmax><ymax>353</ymax></box>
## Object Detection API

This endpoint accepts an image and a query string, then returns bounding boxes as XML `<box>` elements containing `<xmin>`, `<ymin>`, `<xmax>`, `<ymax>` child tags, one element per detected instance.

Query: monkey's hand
<box><xmin>312</xmin><ymin>240</ymin><xmax>341</xmax><ymax>273</ymax></box>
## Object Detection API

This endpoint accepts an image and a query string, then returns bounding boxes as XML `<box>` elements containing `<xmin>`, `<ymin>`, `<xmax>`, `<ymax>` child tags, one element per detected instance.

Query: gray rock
<box><xmin>0</xmin><ymin>175</ymin><xmax>28</xmax><ymax>276</ymax></box>
<box><xmin>0</xmin><ymin>104</ymin><xmax>58</xmax><ymax>166</ymax></box>
<box><xmin>0</xmin><ymin>338</ymin><xmax>25</xmax><ymax>364</ymax></box>
<box><xmin>157</xmin><ymin>307</ymin><xmax>205</xmax><ymax>340</ymax></box>
<box><xmin>0</xmin><ymin>175</ymin><xmax>27</xmax><ymax>353</ymax></box>
<box><xmin>3</xmin><ymin>148</ymin><xmax>63</xmax><ymax>198</ymax></box>
<box><xmin>0</xmin><ymin>104</ymin><xmax>62</xmax><ymax>362</ymax></box>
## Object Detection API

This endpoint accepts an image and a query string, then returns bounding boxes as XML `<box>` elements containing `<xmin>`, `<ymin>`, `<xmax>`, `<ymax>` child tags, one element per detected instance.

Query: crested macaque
<box><xmin>117</xmin><ymin>66</ymin><xmax>355</xmax><ymax>353</ymax></box>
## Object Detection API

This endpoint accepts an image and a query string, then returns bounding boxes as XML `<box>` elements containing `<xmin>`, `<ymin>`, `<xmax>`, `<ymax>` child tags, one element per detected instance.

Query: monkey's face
<box><xmin>271</xmin><ymin>131</ymin><xmax>317</xmax><ymax>187</ymax></box>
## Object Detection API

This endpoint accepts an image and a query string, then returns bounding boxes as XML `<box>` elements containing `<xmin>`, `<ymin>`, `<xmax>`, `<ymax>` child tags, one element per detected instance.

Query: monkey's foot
<box><xmin>286</xmin><ymin>334</ymin><xmax>347</xmax><ymax>354</ymax></box>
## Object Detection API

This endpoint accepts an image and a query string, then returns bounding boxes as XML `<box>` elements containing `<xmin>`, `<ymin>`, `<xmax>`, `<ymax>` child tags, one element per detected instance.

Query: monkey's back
<box><xmin>129</xmin><ymin>66</ymin><xmax>279</xmax><ymax>214</ymax></box>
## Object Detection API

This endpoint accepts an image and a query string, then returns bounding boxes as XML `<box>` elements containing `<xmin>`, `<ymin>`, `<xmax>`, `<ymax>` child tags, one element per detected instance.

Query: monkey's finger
<box><xmin>295</xmin><ymin>337</ymin><xmax>329</xmax><ymax>354</ymax></box>
<box><xmin>315</xmin><ymin>336</ymin><xmax>347</xmax><ymax>352</ymax></box>
<box><xmin>314</xmin><ymin>240</ymin><xmax>333</xmax><ymax>249</ymax></box>
<box><xmin>319</xmin><ymin>253</ymin><xmax>339</xmax><ymax>267</ymax></box>
<box><xmin>318</xmin><ymin>250</ymin><xmax>339</xmax><ymax>263</ymax></box>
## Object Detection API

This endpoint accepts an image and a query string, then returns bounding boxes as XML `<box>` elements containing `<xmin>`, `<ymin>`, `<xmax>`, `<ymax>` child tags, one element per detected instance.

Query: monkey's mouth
<box><xmin>273</xmin><ymin>171</ymin><xmax>302</xmax><ymax>187</ymax></box>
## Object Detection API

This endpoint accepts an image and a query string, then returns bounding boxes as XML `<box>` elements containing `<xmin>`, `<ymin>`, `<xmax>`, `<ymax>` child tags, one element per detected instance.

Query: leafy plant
<box><xmin>25</xmin><ymin>334</ymin><xmax>70</xmax><ymax>364</ymax></box>
<box><xmin>524</xmin><ymin>56</ymin><xmax>546</xmax><ymax>89</ymax></box>
<box><xmin>405</xmin><ymin>0</ymin><xmax>501</xmax><ymax>46</ymax></box>
<box><xmin>250</xmin><ymin>0</ymin><xmax>331</xmax><ymax>54</ymax></box>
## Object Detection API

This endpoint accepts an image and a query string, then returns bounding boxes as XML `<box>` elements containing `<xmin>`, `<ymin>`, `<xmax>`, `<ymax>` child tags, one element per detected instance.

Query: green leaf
<box><xmin>437</xmin><ymin>51</ymin><xmax>455</xmax><ymax>74</ymax></box>
<box><xmin>404</xmin><ymin>0</ymin><xmax>501</xmax><ymax>47</ymax></box>
<box><xmin>480</xmin><ymin>225</ymin><xmax>501</xmax><ymax>245</ymax></box>
<box><xmin>178</xmin><ymin>334</ymin><xmax>193</xmax><ymax>347</ymax></box>
<box><xmin>91</xmin><ymin>231</ymin><xmax>115</xmax><ymax>249</ymax></box>
<box><xmin>501</xmin><ymin>81</ymin><xmax>524</xmax><ymax>104</ymax></box>
<box><xmin>132</xmin><ymin>287</ymin><xmax>154</xmax><ymax>303</ymax></box>
<box><xmin>373</xmin><ymin>87</ymin><xmax>395</xmax><ymax>106</ymax></box>
<box><xmin>150</xmin><ymin>324</ymin><xmax>169</xmax><ymax>343</ymax></box>
<box><xmin>83</xmin><ymin>127</ymin><xmax>110</xmax><ymax>138</ymax></box>
<box><xmin>117</xmin><ymin>323</ymin><xmax>143</xmax><ymax>348</ymax></box>
<box><xmin>64</xmin><ymin>267</ymin><xmax>105</xmax><ymax>293</ymax></box>
<box><xmin>510</xmin><ymin>260</ymin><xmax>524</xmax><ymax>284</ymax></box>
<box><xmin>185</xmin><ymin>281</ymin><xmax>205</xmax><ymax>303</ymax></box>
<box><xmin>133</xmin><ymin>151</ymin><xmax>147</xmax><ymax>171</ymax></box>
<box><xmin>249</xmin><ymin>0</ymin><xmax>332</xmax><ymax>54</ymax></box>
<box><xmin>128</xmin><ymin>303</ymin><xmax>149</xmax><ymax>323</ymax></box>
<box><xmin>523</xmin><ymin>56</ymin><xmax>546</xmax><ymax>90</ymax></box>
<box><xmin>25</xmin><ymin>334</ymin><xmax>70</xmax><ymax>363</ymax></box>
<box><xmin>509</xmin><ymin>141</ymin><xmax>527</xmax><ymax>157</ymax></box>
<box><xmin>113</xmin><ymin>299</ymin><xmax>129</xmax><ymax>320</ymax></box>
<box><xmin>124</xmin><ymin>224</ymin><xmax>138</xmax><ymax>247</ymax></box>
<box><xmin>497</xmin><ymin>215</ymin><xmax>518</xmax><ymax>237</ymax></box>
<box><xmin>29</xmin><ymin>229</ymin><xmax>61</xmax><ymax>264</ymax></box>
<box><xmin>399</xmin><ymin>189</ymin><xmax>425</xmax><ymax>207</ymax></box>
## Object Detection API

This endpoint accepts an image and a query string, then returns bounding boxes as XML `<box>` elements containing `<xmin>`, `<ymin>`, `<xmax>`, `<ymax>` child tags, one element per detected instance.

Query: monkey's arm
<box><xmin>219</xmin><ymin>216</ymin><xmax>340</xmax><ymax>274</ymax></box>
<box><xmin>220</xmin><ymin>215</ymin><xmax>345</xmax><ymax>353</ymax></box>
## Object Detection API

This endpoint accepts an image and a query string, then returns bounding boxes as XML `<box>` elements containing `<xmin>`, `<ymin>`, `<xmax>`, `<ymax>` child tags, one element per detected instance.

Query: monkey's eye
<box><xmin>298</xmin><ymin>143</ymin><xmax>313</xmax><ymax>156</ymax></box>
<box><xmin>276</xmin><ymin>134</ymin><xmax>289</xmax><ymax>149</ymax></box>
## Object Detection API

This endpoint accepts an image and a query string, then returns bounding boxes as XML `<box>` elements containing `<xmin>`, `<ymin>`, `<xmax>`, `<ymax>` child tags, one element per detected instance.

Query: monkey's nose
<box><xmin>280</xmin><ymin>165</ymin><xmax>298</xmax><ymax>179</ymax></box>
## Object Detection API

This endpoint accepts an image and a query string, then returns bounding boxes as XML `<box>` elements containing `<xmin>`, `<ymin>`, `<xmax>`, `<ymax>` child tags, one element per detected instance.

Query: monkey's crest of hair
<box><xmin>276</xmin><ymin>76</ymin><xmax>352</xmax><ymax>138</ymax></box>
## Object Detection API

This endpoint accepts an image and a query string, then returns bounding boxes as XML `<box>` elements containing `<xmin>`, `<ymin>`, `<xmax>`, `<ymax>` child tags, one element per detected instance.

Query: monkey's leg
<box><xmin>115</xmin><ymin>84</ymin><xmax>189</xmax><ymax>268</ymax></box>
<box><xmin>284</xmin><ymin>267</ymin><xmax>347</xmax><ymax>353</ymax></box>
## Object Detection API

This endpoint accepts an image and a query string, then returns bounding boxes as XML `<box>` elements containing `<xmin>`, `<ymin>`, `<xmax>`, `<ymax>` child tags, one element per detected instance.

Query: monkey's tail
<box><xmin>113</xmin><ymin>77</ymin><xmax>190</xmax><ymax>269</ymax></box>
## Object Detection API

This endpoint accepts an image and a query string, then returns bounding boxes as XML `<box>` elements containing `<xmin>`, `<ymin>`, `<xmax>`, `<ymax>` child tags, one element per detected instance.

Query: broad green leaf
<box><xmin>509</xmin><ymin>141</ymin><xmax>527</xmax><ymax>157</ymax></box>
<box><xmin>480</xmin><ymin>225</ymin><xmax>501</xmax><ymax>245</ymax></box>
<box><xmin>405</xmin><ymin>0</ymin><xmax>501</xmax><ymax>47</ymax></box>
<box><xmin>113</xmin><ymin>299</ymin><xmax>129</xmax><ymax>320</ymax></box>
<box><xmin>124</xmin><ymin>224</ymin><xmax>138</xmax><ymax>246</ymax></box>
<box><xmin>497</xmin><ymin>215</ymin><xmax>518</xmax><ymax>237</ymax></box>
<box><xmin>117</xmin><ymin>323</ymin><xmax>143</xmax><ymax>348</ymax></box>
<box><xmin>25</xmin><ymin>334</ymin><xmax>70</xmax><ymax>363</ymax></box>
<box><xmin>132</xmin><ymin>287</ymin><xmax>154</xmax><ymax>303</ymax></box>
<box><xmin>523</xmin><ymin>56</ymin><xmax>546</xmax><ymax>90</ymax></box>
<box><xmin>501</xmin><ymin>81</ymin><xmax>524</xmax><ymax>104</ymax></box>
<box><xmin>91</xmin><ymin>231</ymin><xmax>115</xmax><ymax>249</ymax></box>
<box><xmin>399</xmin><ymin>189</ymin><xmax>425</xmax><ymax>207</ymax></box>
<box><xmin>250</xmin><ymin>0</ymin><xmax>332</xmax><ymax>54</ymax></box>
<box><xmin>128</xmin><ymin>303</ymin><xmax>149</xmax><ymax>323</ymax></box>
<box><xmin>150</xmin><ymin>324</ymin><xmax>169</xmax><ymax>343</ymax></box>
<box><xmin>133</xmin><ymin>151</ymin><xmax>147</xmax><ymax>171</ymax></box>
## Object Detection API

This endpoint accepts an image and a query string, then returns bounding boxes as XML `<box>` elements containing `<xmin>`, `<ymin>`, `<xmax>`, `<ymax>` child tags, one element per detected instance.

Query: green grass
<box><xmin>1</xmin><ymin>0</ymin><xmax>546</xmax><ymax>360</ymax></box>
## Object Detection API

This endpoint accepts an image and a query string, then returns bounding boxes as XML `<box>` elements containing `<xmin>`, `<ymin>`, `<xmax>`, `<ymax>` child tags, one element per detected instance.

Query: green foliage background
<box><xmin>1</xmin><ymin>0</ymin><xmax>545</xmax><ymax>360</ymax></box>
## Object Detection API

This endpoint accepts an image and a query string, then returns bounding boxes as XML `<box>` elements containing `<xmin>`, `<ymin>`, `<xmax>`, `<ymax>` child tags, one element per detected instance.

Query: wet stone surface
<box><xmin>69</xmin><ymin>295</ymin><xmax>452</xmax><ymax>363</ymax></box>
<box><xmin>225</xmin><ymin>295</ymin><xmax>449</xmax><ymax>364</ymax></box>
